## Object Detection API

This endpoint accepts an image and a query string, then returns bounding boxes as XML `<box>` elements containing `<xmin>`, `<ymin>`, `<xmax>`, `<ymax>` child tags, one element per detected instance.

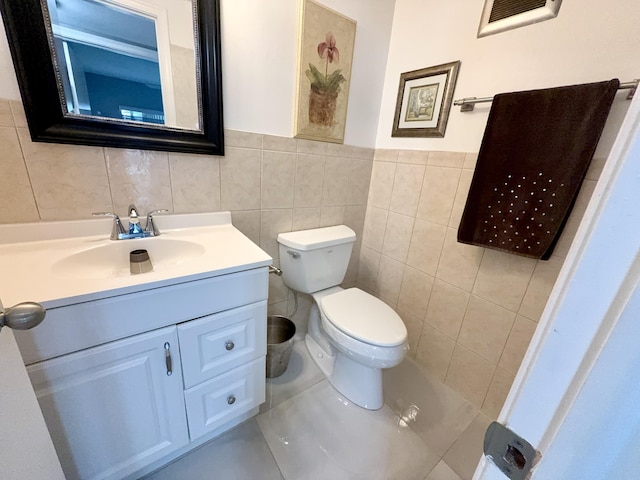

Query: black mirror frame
<box><xmin>0</xmin><ymin>0</ymin><xmax>224</xmax><ymax>155</ymax></box>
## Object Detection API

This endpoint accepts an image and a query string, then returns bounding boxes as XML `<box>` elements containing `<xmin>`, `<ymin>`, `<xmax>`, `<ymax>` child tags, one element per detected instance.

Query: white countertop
<box><xmin>0</xmin><ymin>212</ymin><xmax>272</xmax><ymax>309</ymax></box>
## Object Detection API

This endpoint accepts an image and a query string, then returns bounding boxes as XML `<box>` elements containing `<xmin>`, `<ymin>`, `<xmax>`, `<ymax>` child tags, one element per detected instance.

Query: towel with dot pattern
<box><xmin>457</xmin><ymin>79</ymin><xmax>620</xmax><ymax>259</ymax></box>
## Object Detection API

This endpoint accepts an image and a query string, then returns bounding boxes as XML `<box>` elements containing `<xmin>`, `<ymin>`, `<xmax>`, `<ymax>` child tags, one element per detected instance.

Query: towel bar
<box><xmin>454</xmin><ymin>79</ymin><xmax>639</xmax><ymax>112</ymax></box>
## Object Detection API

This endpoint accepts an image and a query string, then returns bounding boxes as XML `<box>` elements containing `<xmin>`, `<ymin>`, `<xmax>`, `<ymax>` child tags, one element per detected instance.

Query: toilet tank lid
<box><xmin>277</xmin><ymin>225</ymin><xmax>356</xmax><ymax>251</ymax></box>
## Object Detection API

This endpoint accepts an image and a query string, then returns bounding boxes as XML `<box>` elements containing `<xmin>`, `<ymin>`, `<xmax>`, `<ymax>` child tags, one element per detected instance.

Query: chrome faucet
<box><xmin>92</xmin><ymin>212</ymin><xmax>126</xmax><ymax>240</ymax></box>
<box><xmin>93</xmin><ymin>206</ymin><xmax>168</xmax><ymax>240</ymax></box>
<box><xmin>145</xmin><ymin>209</ymin><xmax>169</xmax><ymax>236</ymax></box>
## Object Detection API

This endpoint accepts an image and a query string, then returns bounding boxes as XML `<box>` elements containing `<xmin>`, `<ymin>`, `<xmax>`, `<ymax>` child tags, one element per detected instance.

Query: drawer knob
<box><xmin>227</xmin><ymin>394</ymin><xmax>236</xmax><ymax>405</ymax></box>
<box><xmin>225</xmin><ymin>341</ymin><xmax>235</xmax><ymax>351</ymax></box>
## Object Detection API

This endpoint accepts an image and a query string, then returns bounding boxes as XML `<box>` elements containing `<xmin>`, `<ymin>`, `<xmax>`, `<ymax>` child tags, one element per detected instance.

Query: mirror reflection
<box><xmin>44</xmin><ymin>0</ymin><xmax>201</xmax><ymax>131</ymax></box>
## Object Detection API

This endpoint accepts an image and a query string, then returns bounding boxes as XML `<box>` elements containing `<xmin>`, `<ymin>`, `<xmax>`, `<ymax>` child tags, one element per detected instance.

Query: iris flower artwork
<box><xmin>294</xmin><ymin>0</ymin><xmax>356</xmax><ymax>144</ymax></box>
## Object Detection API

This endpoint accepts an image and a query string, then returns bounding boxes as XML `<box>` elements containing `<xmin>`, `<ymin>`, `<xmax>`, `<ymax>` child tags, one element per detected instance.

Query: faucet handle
<box><xmin>145</xmin><ymin>209</ymin><xmax>169</xmax><ymax>236</ymax></box>
<box><xmin>92</xmin><ymin>212</ymin><xmax>127</xmax><ymax>240</ymax></box>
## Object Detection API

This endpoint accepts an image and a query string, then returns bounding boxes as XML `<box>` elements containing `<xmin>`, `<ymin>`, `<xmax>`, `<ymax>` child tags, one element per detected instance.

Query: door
<box><xmin>0</xmin><ymin>328</ymin><xmax>64</xmax><ymax>480</ymax></box>
<box><xmin>29</xmin><ymin>325</ymin><xmax>189</xmax><ymax>480</ymax></box>
<box><xmin>475</xmin><ymin>90</ymin><xmax>640</xmax><ymax>478</ymax></box>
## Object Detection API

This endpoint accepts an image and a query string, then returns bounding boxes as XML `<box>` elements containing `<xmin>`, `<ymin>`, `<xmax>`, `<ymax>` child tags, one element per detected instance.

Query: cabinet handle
<box><xmin>227</xmin><ymin>394</ymin><xmax>236</xmax><ymax>405</ymax></box>
<box><xmin>164</xmin><ymin>342</ymin><xmax>173</xmax><ymax>376</ymax></box>
<box><xmin>225</xmin><ymin>341</ymin><xmax>235</xmax><ymax>351</ymax></box>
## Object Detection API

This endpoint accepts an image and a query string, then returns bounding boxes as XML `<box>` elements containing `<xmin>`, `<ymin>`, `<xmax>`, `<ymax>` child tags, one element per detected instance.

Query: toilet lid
<box><xmin>320</xmin><ymin>288</ymin><xmax>407</xmax><ymax>347</ymax></box>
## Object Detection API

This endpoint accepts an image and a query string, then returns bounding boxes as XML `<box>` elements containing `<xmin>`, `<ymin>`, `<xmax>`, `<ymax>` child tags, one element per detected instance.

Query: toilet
<box><xmin>277</xmin><ymin>225</ymin><xmax>408</xmax><ymax>410</ymax></box>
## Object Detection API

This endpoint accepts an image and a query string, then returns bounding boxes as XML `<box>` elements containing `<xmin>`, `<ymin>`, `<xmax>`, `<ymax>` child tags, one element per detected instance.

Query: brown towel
<box><xmin>457</xmin><ymin>80</ymin><xmax>619</xmax><ymax>259</ymax></box>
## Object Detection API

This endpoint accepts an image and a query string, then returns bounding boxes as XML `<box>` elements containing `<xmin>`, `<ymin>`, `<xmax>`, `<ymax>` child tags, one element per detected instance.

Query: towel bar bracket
<box><xmin>626</xmin><ymin>79</ymin><xmax>639</xmax><ymax>101</ymax></box>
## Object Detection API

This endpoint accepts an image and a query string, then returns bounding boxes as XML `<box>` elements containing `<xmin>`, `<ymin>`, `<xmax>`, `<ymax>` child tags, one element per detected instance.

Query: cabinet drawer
<box><xmin>184</xmin><ymin>357</ymin><xmax>265</xmax><ymax>441</ymax></box>
<box><xmin>178</xmin><ymin>301</ymin><xmax>267</xmax><ymax>388</ymax></box>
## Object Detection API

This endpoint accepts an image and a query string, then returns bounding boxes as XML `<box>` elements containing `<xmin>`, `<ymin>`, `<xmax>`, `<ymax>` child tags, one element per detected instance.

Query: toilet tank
<box><xmin>277</xmin><ymin>225</ymin><xmax>356</xmax><ymax>294</ymax></box>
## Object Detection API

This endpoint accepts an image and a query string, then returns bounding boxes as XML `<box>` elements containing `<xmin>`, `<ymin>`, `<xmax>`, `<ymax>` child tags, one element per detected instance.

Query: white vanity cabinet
<box><xmin>28</xmin><ymin>326</ymin><xmax>189</xmax><ymax>480</ymax></box>
<box><xmin>19</xmin><ymin>269</ymin><xmax>269</xmax><ymax>480</ymax></box>
<box><xmin>2</xmin><ymin>212</ymin><xmax>273</xmax><ymax>480</ymax></box>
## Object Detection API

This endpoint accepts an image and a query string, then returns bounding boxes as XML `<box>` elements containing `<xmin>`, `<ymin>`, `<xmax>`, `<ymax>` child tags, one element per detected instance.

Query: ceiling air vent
<box><xmin>478</xmin><ymin>0</ymin><xmax>562</xmax><ymax>38</ymax></box>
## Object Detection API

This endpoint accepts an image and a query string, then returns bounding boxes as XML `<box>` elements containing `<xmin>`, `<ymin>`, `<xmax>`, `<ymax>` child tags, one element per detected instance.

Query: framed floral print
<box><xmin>293</xmin><ymin>0</ymin><xmax>356</xmax><ymax>144</ymax></box>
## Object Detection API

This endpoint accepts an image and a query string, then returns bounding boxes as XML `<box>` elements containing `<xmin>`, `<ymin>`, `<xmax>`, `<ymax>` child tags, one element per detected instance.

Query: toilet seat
<box><xmin>319</xmin><ymin>288</ymin><xmax>407</xmax><ymax>347</ymax></box>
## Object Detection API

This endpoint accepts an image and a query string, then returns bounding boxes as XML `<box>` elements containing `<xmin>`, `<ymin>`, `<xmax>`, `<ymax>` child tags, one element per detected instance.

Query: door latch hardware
<box><xmin>483</xmin><ymin>421</ymin><xmax>540</xmax><ymax>479</ymax></box>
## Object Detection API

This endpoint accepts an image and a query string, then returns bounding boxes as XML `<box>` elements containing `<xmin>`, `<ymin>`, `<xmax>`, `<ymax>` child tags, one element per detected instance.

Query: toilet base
<box><xmin>305</xmin><ymin>333</ymin><xmax>384</xmax><ymax>411</ymax></box>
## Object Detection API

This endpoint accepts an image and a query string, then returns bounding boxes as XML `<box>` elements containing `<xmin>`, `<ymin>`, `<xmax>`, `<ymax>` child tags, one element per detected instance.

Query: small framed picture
<box><xmin>392</xmin><ymin>61</ymin><xmax>461</xmax><ymax>138</ymax></box>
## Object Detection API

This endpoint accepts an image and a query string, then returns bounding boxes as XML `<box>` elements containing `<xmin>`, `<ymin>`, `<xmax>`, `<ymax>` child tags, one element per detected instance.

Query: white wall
<box><xmin>0</xmin><ymin>1</ymin><xmax>396</xmax><ymax>148</ymax></box>
<box><xmin>376</xmin><ymin>0</ymin><xmax>640</xmax><ymax>155</ymax></box>
<box><xmin>220</xmin><ymin>0</ymin><xmax>395</xmax><ymax>147</ymax></box>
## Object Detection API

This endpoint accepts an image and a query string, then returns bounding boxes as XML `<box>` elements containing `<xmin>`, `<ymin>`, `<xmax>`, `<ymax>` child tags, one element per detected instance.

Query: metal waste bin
<box><xmin>266</xmin><ymin>315</ymin><xmax>296</xmax><ymax>378</ymax></box>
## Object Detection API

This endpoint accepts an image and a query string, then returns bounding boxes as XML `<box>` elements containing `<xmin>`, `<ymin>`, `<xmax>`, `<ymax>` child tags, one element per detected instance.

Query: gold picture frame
<box><xmin>392</xmin><ymin>61</ymin><xmax>461</xmax><ymax>138</ymax></box>
<box><xmin>293</xmin><ymin>0</ymin><xmax>356</xmax><ymax>144</ymax></box>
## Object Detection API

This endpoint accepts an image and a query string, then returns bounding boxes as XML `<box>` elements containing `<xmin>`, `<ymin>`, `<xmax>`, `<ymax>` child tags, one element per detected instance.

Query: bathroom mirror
<box><xmin>0</xmin><ymin>0</ymin><xmax>224</xmax><ymax>155</ymax></box>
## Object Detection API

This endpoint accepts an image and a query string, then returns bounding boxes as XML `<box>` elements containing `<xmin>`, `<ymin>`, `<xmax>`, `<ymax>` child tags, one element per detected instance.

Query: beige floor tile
<box><xmin>144</xmin><ymin>420</ymin><xmax>283</xmax><ymax>480</ymax></box>
<box><xmin>261</xmin><ymin>340</ymin><xmax>324</xmax><ymax>413</ymax></box>
<box><xmin>443</xmin><ymin>413</ymin><xmax>493</xmax><ymax>480</ymax></box>
<box><xmin>425</xmin><ymin>461</ymin><xmax>463</xmax><ymax>480</ymax></box>
<box><xmin>258</xmin><ymin>381</ymin><xmax>439</xmax><ymax>480</ymax></box>
<box><xmin>384</xmin><ymin>359</ymin><xmax>479</xmax><ymax>458</ymax></box>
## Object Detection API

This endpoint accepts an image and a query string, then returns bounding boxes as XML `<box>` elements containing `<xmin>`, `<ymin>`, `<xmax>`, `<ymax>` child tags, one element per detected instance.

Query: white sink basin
<box><xmin>0</xmin><ymin>211</ymin><xmax>273</xmax><ymax>308</ymax></box>
<box><xmin>52</xmin><ymin>237</ymin><xmax>206</xmax><ymax>279</ymax></box>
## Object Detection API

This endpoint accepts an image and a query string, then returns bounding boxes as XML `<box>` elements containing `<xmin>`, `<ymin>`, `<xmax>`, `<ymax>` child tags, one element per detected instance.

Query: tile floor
<box><xmin>145</xmin><ymin>341</ymin><xmax>492</xmax><ymax>480</ymax></box>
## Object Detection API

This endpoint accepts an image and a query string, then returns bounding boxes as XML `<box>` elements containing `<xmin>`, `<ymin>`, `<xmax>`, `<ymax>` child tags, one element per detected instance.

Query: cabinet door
<box><xmin>178</xmin><ymin>301</ymin><xmax>267</xmax><ymax>388</ymax></box>
<box><xmin>28</xmin><ymin>326</ymin><xmax>189</xmax><ymax>480</ymax></box>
